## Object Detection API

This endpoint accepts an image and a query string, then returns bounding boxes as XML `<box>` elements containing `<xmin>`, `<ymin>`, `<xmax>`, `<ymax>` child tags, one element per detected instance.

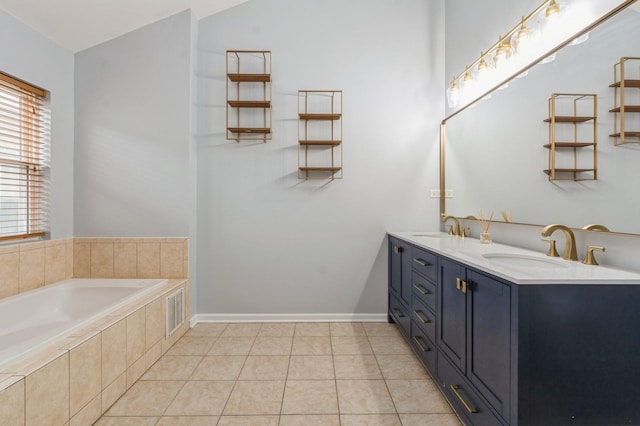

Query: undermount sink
<box><xmin>412</xmin><ymin>232</ymin><xmax>449</xmax><ymax>239</ymax></box>
<box><xmin>481</xmin><ymin>253</ymin><xmax>570</xmax><ymax>270</ymax></box>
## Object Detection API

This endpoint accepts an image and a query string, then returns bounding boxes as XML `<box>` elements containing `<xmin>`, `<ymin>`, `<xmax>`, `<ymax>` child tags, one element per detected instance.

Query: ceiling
<box><xmin>0</xmin><ymin>0</ymin><xmax>248</xmax><ymax>53</ymax></box>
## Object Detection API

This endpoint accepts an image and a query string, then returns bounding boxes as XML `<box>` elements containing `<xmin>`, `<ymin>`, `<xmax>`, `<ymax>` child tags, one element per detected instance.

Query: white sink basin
<box><xmin>412</xmin><ymin>232</ymin><xmax>449</xmax><ymax>239</ymax></box>
<box><xmin>481</xmin><ymin>253</ymin><xmax>569</xmax><ymax>270</ymax></box>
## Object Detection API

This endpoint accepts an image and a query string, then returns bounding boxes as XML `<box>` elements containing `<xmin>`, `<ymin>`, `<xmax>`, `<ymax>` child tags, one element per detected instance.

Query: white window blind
<box><xmin>0</xmin><ymin>73</ymin><xmax>50</xmax><ymax>241</ymax></box>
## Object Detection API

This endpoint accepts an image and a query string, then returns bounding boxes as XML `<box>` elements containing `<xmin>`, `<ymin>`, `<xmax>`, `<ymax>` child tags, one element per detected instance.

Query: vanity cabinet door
<box><xmin>439</xmin><ymin>257</ymin><xmax>467</xmax><ymax>373</ymax></box>
<box><xmin>389</xmin><ymin>237</ymin><xmax>403</xmax><ymax>297</ymax></box>
<box><xmin>389</xmin><ymin>237</ymin><xmax>412</xmax><ymax>307</ymax></box>
<box><xmin>466</xmin><ymin>270</ymin><xmax>511</xmax><ymax>421</ymax></box>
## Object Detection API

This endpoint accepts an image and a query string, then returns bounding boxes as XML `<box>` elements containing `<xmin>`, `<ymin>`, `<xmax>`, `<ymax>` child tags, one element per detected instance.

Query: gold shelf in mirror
<box><xmin>544</xmin><ymin>93</ymin><xmax>597</xmax><ymax>181</ymax></box>
<box><xmin>610</xmin><ymin>57</ymin><xmax>640</xmax><ymax>145</ymax></box>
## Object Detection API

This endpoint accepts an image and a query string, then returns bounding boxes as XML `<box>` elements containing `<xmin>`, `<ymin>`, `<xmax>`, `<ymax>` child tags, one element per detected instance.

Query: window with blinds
<box><xmin>0</xmin><ymin>73</ymin><xmax>50</xmax><ymax>241</ymax></box>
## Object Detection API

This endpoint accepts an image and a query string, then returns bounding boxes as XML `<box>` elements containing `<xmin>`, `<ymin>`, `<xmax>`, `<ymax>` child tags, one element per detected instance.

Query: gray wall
<box><xmin>74</xmin><ymin>10</ymin><xmax>196</xmax><ymax>238</ymax></box>
<box><xmin>195</xmin><ymin>0</ymin><xmax>445</xmax><ymax>317</ymax></box>
<box><xmin>0</xmin><ymin>10</ymin><xmax>75</xmax><ymax>239</ymax></box>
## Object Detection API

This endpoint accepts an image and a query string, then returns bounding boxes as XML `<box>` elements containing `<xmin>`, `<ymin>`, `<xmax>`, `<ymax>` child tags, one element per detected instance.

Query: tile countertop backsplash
<box><xmin>388</xmin><ymin>231</ymin><xmax>640</xmax><ymax>285</ymax></box>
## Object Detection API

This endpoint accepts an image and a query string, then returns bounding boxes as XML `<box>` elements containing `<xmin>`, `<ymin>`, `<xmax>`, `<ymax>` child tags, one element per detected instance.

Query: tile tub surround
<box><xmin>0</xmin><ymin>278</ymin><xmax>189</xmax><ymax>426</ymax></box>
<box><xmin>0</xmin><ymin>238</ymin><xmax>74</xmax><ymax>299</ymax></box>
<box><xmin>95</xmin><ymin>322</ymin><xmax>463</xmax><ymax>425</ymax></box>
<box><xmin>0</xmin><ymin>237</ymin><xmax>188</xmax><ymax>300</ymax></box>
<box><xmin>73</xmin><ymin>237</ymin><xmax>189</xmax><ymax>279</ymax></box>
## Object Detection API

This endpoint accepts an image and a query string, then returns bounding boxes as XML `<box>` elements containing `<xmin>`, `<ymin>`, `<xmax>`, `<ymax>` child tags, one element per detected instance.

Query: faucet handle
<box><xmin>541</xmin><ymin>238</ymin><xmax>560</xmax><ymax>257</ymax></box>
<box><xmin>447</xmin><ymin>225</ymin><xmax>454</xmax><ymax>236</ymax></box>
<box><xmin>461</xmin><ymin>227</ymin><xmax>470</xmax><ymax>238</ymax></box>
<box><xmin>582</xmin><ymin>246</ymin><xmax>605</xmax><ymax>266</ymax></box>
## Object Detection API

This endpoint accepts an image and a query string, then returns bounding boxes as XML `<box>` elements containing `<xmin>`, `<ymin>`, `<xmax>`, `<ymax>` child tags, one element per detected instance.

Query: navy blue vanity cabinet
<box><xmin>438</xmin><ymin>258</ymin><xmax>511</xmax><ymax>425</ymax></box>
<box><xmin>388</xmin><ymin>236</ymin><xmax>411</xmax><ymax>336</ymax></box>
<box><xmin>388</xmin><ymin>234</ymin><xmax>640</xmax><ymax>425</ymax></box>
<box><xmin>516</xmin><ymin>284</ymin><xmax>640</xmax><ymax>425</ymax></box>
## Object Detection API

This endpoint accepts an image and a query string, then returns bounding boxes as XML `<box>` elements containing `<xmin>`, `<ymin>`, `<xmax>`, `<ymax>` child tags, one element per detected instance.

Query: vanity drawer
<box><xmin>410</xmin><ymin>322</ymin><xmax>436</xmax><ymax>374</ymax></box>
<box><xmin>389</xmin><ymin>293</ymin><xmax>410</xmax><ymax>337</ymax></box>
<box><xmin>411</xmin><ymin>296</ymin><xmax>436</xmax><ymax>342</ymax></box>
<box><xmin>411</xmin><ymin>247</ymin><xmax>437</xmax><ymax>282</ymax></box>
<box><xmin>438</xmin><ymin>351</ymin><xmax>506</xmax><ymax>426</ymax></box>
<box><xmin>412</xmin><ymin>272</ymin><xmax>436</xmax><ymax>312</ymax></box>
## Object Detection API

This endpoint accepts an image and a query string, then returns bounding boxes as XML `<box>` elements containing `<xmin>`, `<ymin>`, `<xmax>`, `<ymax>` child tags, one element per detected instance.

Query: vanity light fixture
<box><xmin>445</xmin><ymin>0</ymin><xmax>584</xmax><ymax>109</ymax></box>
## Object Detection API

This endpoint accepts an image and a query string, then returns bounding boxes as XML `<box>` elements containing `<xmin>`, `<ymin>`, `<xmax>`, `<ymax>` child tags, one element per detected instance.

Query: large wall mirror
<box><xmin>442</xmin><ymin>1</ymin><xmax>640</xmax><ymax>235</ymax></box>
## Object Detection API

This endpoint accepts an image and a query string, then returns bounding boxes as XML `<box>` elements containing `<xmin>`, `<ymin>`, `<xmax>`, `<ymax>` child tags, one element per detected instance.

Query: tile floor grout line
<box><xmin>95</xmin><ymin>322</ymin><xmax>463</xmax><ymax>425</ymax></box>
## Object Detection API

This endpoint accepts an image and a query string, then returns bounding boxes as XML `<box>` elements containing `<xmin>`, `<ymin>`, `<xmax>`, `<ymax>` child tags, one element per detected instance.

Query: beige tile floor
<box><xmin>96</xmin><ymin>322</ymin><xmax>462</xmax><ymax>426</ymax></box>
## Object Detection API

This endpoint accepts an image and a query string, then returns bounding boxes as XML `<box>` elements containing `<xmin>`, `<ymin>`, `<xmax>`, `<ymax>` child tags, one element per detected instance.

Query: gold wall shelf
<box><xmin>610</xmin><ymin>57</ymin><xmax>640</xmax><ymax>145</ymax></box>
<box><xmin>226</xmin><ymin>50</ymin><xmax>272</xmax><ymax>142</ymax></box>
<box><xmin>298</xmin><ymin>90</ymin><xmax>343</xmax><ymax>180</ymax></box>
<box><xmin>544</xmin><ymin>93</ymin><xmax>597</xmax><ymax>181</ymax></box>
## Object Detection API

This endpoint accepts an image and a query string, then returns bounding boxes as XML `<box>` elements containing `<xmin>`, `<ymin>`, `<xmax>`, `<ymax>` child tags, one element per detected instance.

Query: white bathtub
<box><xmin>0</xmin><ymin>278</ymin><xmax>167</xmax><ymax>372</ymax></box>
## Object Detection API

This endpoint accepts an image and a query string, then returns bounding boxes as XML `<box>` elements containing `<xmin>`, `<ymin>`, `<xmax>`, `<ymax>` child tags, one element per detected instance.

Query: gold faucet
<box><xmin>582</xmin><ymin>224</ymin><xmax>610</xmax><ymax>232</ymax></box>
<box><xmin>541</xmin><ymin>224</ymin><xmax>578</xmax><ymax>261</ymax></box>
<box><xmin>442</xmin><ymin>215</ymin><xmax>461</xmax><ymax>236</ymax></box>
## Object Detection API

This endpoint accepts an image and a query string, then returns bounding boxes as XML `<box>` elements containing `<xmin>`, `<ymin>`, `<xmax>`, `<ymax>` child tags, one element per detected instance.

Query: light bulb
<box><xmin>546</xmin><ymin>0</ymin><xmax>561</xmax><ymax>19</ymax></box>
<box><xmin>446</xmin><ymin>79</ymin><xmax>461</xmax><ymax>108</ymax></box>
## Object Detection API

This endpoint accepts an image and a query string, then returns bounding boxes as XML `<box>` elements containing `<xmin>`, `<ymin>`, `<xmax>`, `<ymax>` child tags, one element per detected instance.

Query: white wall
<box><xmin>195</xmin><ymin>0</ymin><xmax>445</xmax><ymax>317</ymax></box>
<box><xmin>0</xmin><ymin>10</ymin><xmax>75</xmax><ymax>239</ymax></box>
<box><xmin>74</xmin><ymin>10</ymin><xmax>196</xmax><ymax>238</ymax></box>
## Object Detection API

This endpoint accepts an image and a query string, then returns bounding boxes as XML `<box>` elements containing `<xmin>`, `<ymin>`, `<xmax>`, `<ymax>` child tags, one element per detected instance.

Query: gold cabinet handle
<box><xmin>393</xmin><ymin>246</ymin><xmax>403</xmax><ymax>254</ymax></box>
<box><xmin>413</xmin><ymin>283</ymin><xmax>429</xmax><ymax>295</ymax></box>
<box><xmin>413</xmin><ymin>335</ymin><xmax>430</xmax><ymax>352</ymax></box>
<box><xmin>392</xmin><ymin>308</ymin><xmax>405</xmax><ymax>318</ymax></box>
<box><xmin>413</xmin><ymin>258</ymin><xmax>430</xmax><ymax>267</ymax></box>
<box><xmin>449</xmin><ymin>384</ymin><xmax>478</xmax><ymax>414</ymax></box>
<box><xmin>413</xmin><ymin>310</ymin><xmax>431</xmax><ymax>324</ymax></box>
<box><xmin>456</xmin><ymin>278</ymin><xmax>469</xmax><ymax>293</ymax></box>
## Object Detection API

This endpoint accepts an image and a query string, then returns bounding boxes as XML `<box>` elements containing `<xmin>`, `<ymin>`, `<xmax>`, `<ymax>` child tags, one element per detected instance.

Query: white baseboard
<box><xmin>190</xmin><ymin>313</ymin><xmax>388</xmax><ymax>327</ymax></box>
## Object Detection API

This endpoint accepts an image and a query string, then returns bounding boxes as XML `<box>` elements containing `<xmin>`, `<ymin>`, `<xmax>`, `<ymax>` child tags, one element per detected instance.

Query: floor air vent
<box><xmin>166</xmin><ymin>288</ymin><xmax>184</xmax><ymax>338</ymax></box>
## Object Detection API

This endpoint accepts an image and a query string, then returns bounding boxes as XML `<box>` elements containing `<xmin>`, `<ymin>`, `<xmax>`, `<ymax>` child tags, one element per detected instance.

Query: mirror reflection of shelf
<box><xmin>610</xmin><ymin>57</ymin><xmax>640</xmax><ymax>145</ymax></box>
<box><xmin>298</xmin><ymin>90</ymin><xmax>343</xmax><ymax>180</ymax></box>
<box><xmin>544</xmin><ymin>93</ymin><xmax>597</xmax><ymax>181</ymax></box>
<box><xmin>226</xmin><ymin>51</ymin><xmax>272</xmax><ymax>142</ymax></box>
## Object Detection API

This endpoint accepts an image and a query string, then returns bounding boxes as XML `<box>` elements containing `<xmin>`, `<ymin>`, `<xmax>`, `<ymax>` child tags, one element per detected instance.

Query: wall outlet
<box><xmin>430</xmin><ymin>189</ymin><xmax>454</xmax><ymax>198</ymax></box>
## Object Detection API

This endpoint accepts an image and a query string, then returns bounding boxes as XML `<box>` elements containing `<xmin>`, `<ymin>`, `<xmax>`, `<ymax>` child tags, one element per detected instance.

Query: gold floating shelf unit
<box><xmin>544</xmin><ymin>93</ymin><xmax>597</xmax><ymax>181</ymax></box>
<box><xmin>610</xmin><ymin>57</ymin><xmax>640</xmax><ymax>145</ymax></box>
<box><xmin>298</xmin><ymin>90</ymin><xmax>343</xmax><ymax>180</ymax></box>
<box><xmin>226</xmin><ymin>50</ymin><xmax>272</xmax><ymax>142</ymax></box>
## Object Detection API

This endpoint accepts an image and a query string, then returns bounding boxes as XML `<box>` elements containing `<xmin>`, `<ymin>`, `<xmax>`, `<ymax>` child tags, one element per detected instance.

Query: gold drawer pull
<box><xmin>393</xmin><ymin>246</ymin><xmax>403</xmax><ymax>254</ymax></box>
<box><xmin>449</xmin><ymin>384</ymin><xmax>478</xmax><ymax>414</ymax></box>
<box><xmin>456</xmin><ymin>277</ymin><xmax>469</xmax><ymax>293</ymax></box>
<box><xmin>392</xmin><ymin>308</ymin><xmax>405</xmax><ymax>318</ymax></box>
<box><xmin>413</xmin><ymin>310</ymin><xmax>431</xmax><ymax>324</ymax></box>
<box><xmin>413</xmin><ymin>283</ymin><xmax>429</xmax><ymax>295</ymax></box>
<box><xmin>413</xmin><ymin>258</ymin><xmax>430</xmax><ymax>267</ymax></box>
<box><xmin>413</xmin><ymin>335</ymin><xmax>430</xmax><ymax>352</ymax></box>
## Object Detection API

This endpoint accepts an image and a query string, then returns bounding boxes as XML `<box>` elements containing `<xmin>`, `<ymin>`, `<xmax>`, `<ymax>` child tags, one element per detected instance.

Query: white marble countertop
<box><xmin>388</xmin><ymin>231</ymin><xmax>640</xmax><ymax>285</ymax></box>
